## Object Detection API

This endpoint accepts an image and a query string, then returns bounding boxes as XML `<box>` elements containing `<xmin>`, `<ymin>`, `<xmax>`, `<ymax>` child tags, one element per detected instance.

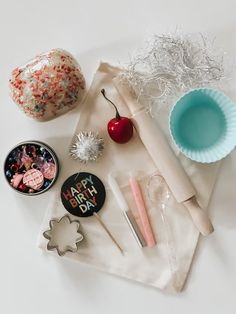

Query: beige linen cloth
<box><xmin>38</xmin><ymin>63</ymin><xmax>220</xmax><ymax>293</ymax></box>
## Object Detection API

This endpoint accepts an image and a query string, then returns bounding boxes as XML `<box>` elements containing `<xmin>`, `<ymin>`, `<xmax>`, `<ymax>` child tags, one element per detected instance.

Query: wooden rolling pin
<box><xmin>113</xmin><ymin>78</ymin><xmax>214</xmax><ymax>236</ymax></box>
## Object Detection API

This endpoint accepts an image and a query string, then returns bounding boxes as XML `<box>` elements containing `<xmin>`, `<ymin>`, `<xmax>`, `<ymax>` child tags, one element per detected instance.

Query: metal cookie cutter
<box><xmin>43</xmin><ymin>214</ymin><xmax>84</xmax><ymax>256</ymax></box>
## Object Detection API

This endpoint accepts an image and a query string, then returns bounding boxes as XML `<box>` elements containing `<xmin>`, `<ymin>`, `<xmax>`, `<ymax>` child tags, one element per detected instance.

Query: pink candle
<box><xmin>129</xmin><ymin>175</ymin><xmax>156</xmax><ymax>247</ymax></box>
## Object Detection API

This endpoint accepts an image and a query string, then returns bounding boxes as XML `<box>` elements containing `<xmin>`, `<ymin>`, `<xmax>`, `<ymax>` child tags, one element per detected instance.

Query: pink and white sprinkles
<box><xmin>41</xmin><ymin>162</ymin><xmax>56</xmax><ymax>180</ymax></box>
<box><xmin>9</xmin><ymin>49</ymin><xmax>86</xmax><ymax>121</ymax></box>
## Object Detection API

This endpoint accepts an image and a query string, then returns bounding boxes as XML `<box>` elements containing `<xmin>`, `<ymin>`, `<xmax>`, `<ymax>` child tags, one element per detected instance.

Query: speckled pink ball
<box><xmin>9</xmin><ymin>49</ymin><xmax>86</xmax><ymax>121</ymax></box>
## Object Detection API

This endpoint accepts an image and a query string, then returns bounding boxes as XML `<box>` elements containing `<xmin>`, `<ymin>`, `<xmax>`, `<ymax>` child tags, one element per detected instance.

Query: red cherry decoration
<box><xmin>107</xmin><ymin>117</ymin><xmax>133</xmax><ymax>144</ymax></box>
<box><xmin>101</xmin><ymin>89</ymin><xmax>133</xmax><ymax>144</ymax></box>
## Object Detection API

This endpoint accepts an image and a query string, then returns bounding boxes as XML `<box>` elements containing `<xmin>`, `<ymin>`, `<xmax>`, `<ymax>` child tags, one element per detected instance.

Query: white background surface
<box><xmin>0</xmin><ymin>1</ymin><xmax>236</xmax><ymax>313</ymax></box>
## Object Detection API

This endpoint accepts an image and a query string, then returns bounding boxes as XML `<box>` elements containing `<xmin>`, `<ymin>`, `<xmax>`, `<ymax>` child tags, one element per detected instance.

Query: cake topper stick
<box><xmin>61</xmin><ymin>172</ymin><xmax>124</xmax><ymax>254</ymax></box>
<box><xmin>92</xmin><ymin>212</ymin><xmax>123</xmax><ymax>254</ymax></box>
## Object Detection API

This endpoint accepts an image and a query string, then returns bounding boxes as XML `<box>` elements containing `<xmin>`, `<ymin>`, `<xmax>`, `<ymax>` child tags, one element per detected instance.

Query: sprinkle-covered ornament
<box><xmin>9</xmin><ymin>49</ymin><xmax>86</xmax><ymax>121</ymax></box>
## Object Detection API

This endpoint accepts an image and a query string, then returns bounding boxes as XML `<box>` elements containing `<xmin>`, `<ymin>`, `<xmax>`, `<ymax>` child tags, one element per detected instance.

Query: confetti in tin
<box><xmin>4</xmin><ymin>141</ymin><xmax>59</xmax><ymax>195</ymax></box>
<box><xmin>9</xmin><ymin>49</ymin><xmax>86</xmax><ymax>121</ymax></box>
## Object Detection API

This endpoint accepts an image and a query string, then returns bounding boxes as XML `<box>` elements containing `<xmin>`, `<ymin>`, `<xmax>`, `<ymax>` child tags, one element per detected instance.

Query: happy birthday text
<box><xmin>62</xmin><ymin>175</ymin><xmax>98</xmax><ymax>213</ymax></box>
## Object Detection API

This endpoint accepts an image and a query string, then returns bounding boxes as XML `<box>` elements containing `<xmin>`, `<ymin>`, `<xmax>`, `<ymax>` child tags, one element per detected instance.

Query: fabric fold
<box><xmin>37</xmin><ymin>62</ymin><xmax>220</xmax><ymax>293</ymax></box>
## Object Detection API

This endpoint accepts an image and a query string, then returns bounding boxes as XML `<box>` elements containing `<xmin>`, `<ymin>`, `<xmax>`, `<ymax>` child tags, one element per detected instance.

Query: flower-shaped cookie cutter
<box><xmin>43</xmin><ymin>214</ymin><xmax>84</xmax><ymax>256</ymax></box>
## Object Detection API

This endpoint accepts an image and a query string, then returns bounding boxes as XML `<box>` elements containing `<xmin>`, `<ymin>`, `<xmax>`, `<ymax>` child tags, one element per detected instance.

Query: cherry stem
<box><xmin>101</xmin><ymin>89</ymin><xmax>121</xmax><ymax>119</ymax></box>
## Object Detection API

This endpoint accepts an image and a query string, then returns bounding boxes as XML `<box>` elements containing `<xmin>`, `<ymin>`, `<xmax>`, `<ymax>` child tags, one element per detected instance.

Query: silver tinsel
<box><xmin>119</xmin><ymin>33</ymin><xmax>225</xmax><ymax>117</ymax></box>
<box><xmin>70</xmin><ymin>131</ymin><xmax>104</xmax><ymax>163</ymax></box>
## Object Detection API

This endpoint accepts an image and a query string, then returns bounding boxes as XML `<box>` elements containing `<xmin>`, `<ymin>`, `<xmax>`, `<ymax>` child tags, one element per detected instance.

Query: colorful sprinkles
<box><xmin>9</xmin><ymin>49</ymin><xmax>85</xmax><ymax>121</ymax></box>
<box><xmin>4</xmin><ymin>141</ymin><xmax>59</xmax><ymax>195</ymax></box>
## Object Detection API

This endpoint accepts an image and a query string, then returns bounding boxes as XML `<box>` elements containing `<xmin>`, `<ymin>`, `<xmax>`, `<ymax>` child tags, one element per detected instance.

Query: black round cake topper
<box><xmin>60</xmin><ymin>172</ymin><xmax>106</xmax><ymax>217</ymax></box>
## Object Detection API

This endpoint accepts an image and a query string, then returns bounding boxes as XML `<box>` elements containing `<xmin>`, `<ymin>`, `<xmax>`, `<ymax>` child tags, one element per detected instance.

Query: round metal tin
<box><xmin>4</xmin><ymin>140</ymin><xmax>60</xmax><ymax>195</ymax></box>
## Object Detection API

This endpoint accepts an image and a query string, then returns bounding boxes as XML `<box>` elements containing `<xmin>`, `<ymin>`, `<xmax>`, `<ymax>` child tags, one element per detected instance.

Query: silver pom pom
<box><xmin>70</xmin><ymin>131</ymin><xmax>104</xmax><ymax>163</ymax></box>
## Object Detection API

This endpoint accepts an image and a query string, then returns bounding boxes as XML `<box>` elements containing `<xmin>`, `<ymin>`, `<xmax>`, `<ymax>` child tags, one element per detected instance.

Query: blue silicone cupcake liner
<box><xmin>169</xmin><ymin>88</ymin><xmax>236</xmax><ymax>163</ymax></box>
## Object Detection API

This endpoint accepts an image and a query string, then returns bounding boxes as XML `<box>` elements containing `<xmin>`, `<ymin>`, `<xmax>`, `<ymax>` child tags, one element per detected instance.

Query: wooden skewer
<box><xmin>93</xmin><ymin>212</ymin><xmax>124</xmax><ymax>255</ymax></box>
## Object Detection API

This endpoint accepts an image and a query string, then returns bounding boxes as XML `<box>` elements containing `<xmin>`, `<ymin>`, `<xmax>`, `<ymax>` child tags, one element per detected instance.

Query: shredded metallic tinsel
<box><xmin>70</xmin><ymin>131</ymin><xmax>104</xmax><ymax>163</ymax></box>
<box><xmin>119</xmin><ymin>33</ymin><xmax>225</xmax><ymax>116</ymax></box>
